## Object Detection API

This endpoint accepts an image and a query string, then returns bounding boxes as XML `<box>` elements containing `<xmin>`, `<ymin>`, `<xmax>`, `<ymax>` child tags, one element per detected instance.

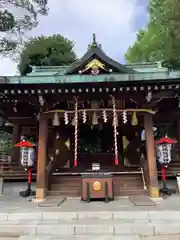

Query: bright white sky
<box><xmin>0</xmin><ymin>0</ymin><xmax>147</xmax><ymax>76</ymax></box>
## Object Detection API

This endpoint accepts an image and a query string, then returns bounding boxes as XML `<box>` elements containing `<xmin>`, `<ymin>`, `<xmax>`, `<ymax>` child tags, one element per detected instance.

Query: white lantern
<box><xmin>156</xmin><ymin>136</ymin><xmax>177</xmax><ymax>165</ymax></box>
<box><xmin>156</xmin><ymin>144</ymin><xmax>172</xmax><ymax>165</ymax></box>
<box><xmin>20</xmin><ymin>147</ymin><xmax>35</xmax><ymax>168</ymax></box>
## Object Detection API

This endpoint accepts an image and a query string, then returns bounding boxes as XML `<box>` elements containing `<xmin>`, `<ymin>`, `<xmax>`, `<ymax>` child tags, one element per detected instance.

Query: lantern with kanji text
<box><xmin>156</xmin><ymin>136</ymin><xmax>177</xmax><ymax>195</ymax></box>
<box><xmin>14</xmin><ymin>139</ymin><xmax>36</xmax><ymax>197</ymax></box>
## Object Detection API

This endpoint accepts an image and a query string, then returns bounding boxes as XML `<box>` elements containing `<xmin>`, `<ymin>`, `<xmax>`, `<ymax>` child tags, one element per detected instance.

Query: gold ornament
<box><xmin>131</xmin><ymin>111</ymin><xmax>138</xmax><ymax>126</ymax></box>
<box><xmin>122</xmin><ymin>136</ymin><xmax>130</xmax><ymax>150</ymax></box>
<box><xmin>93</xmin><ymin>181</ymin><xmax>101</xmax><ymax>191</ymax></box>
<box><xmin>85</xmin><ymin>59</ymin><xmax>105</xmax><ymax>71</ymax></box>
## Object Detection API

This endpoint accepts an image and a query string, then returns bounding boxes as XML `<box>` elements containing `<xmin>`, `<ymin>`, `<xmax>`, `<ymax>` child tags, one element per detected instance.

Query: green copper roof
<box><xmin>26</xmin><ymin>61</ymin><xmax>168</xmax><ymax>78</ymax></box>
<box><xmin>7</xmin><ymin>71</ymin><xmax>180</xmax><ymax>84</ymax></box>
<box><xmin>125</xmin><ymin>62</ymin><xmax>169</xmax><ymax>73</ymax></box>
<box><xmin>27</xmin><ymin>65</ymin><xmax>69</xmax><ymax>76</ymax></box>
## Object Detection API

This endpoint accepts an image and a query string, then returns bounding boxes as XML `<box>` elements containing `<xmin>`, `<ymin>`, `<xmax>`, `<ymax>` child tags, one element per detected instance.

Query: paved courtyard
<box><xmin>0</xmin><ymin>194</ymin><xmax>180</xmax><ymax>212</ymax></box>
<box><xmin>0</xmin><ymin>195</ymin><xmax>180</xmax><ymax>239</ymax></box>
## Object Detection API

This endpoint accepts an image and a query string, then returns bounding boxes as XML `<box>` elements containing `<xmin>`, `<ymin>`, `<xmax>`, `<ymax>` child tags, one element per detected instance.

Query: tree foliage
<box><xmin>125</xmin><ymin>0</ymin><xmax>180</xmax><ymax>68</ymax></box>
<box><xmin>0</xmin><ymin>0</ymin><xmax>48</xmax><ymax>54</ymax></box>
<box><xmin>18</xmin><ymin>35</ymin><xmax>77</xmax><ymax>75</ymax></box>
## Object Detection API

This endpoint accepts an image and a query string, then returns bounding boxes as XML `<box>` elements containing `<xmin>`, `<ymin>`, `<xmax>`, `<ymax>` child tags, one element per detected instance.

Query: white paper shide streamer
<box><xmin>64</xmin><ymin>112</ymin><xmax>69</xmax><ymax>125</ymax></box>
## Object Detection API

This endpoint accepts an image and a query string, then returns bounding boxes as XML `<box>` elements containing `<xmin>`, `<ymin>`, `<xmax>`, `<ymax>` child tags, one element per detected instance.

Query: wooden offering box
<box><xmin>81</xmin><ymin>172</ymin><xmax>114</xmax><ymax>202</ymax></box>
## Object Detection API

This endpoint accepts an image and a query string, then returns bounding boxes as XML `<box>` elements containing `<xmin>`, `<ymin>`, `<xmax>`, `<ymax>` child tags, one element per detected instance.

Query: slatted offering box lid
<box><xmin>92</xmin><ymin>163</ymin><xmax>100</xmax><ymax>171</ymax></box>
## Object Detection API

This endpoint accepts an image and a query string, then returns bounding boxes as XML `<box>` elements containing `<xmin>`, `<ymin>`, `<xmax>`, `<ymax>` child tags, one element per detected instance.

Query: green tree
<box><xmin>18</xmin><ymin>35</ymin><xmax>77</xmax><ymax>75</ymax></box>
<box><xmin>125</xmin><ymin>0</ymin><xmax>180</xmax><ymax>68</ymax></box>
<box><xmin>0</xmin><ymin>0</ymin><xmax>48</xmax><ymax>54</ymax></box>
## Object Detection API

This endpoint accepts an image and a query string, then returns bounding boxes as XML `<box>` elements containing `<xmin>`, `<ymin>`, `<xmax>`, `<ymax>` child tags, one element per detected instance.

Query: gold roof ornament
<box><xmin>84</xmin><ymin>59</ymin><xmax>105</xmax><ymax>72</ymax></box>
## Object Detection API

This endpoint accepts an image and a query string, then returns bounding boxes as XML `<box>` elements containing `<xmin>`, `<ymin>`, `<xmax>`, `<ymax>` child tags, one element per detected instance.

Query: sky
<box><xmin>0</xmin><ymin>0</ymin><xmax>148</xmax><ymax>76</ymax></box>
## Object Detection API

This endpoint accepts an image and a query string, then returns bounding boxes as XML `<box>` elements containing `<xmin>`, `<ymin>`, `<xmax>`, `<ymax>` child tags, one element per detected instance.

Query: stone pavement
<box><xmin>1</xmin><ymin>235</ymin><xmax>180</xmax><ymax>240</ymax></box>
<box><xmin>13</xmin><ymin>235</ymin><xmax>180</xmax><ymax>240</ymax></box>
<box><xmin>0</xmin><ymin>195</ymin><xmax>180</xmax><ymax>239</ymax></box>
<box><xmin>1</xmin><ymin>195</ymin><xmax>180</xmax><ymax>212</ymax></box>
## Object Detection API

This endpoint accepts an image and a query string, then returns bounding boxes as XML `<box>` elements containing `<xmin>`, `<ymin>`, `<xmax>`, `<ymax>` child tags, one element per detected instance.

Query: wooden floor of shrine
<box><xmin>47</xmin><ymin>165</ymin><xmax>146</xmax><ymax>197</ymax></box>
<box><xmin>0</xmin><ymin>160</ymin><xmax>180</xmax><ymax>197</ymax></box>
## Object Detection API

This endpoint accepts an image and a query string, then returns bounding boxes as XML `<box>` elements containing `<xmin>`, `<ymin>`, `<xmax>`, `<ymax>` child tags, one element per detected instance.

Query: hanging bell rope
<box><xmin>112</xmin><ymin>112</ymin><xmax>119</xmax><ymax>127</ymax></box>
<box><xmin>74</xmin><ymin>98</ymin><xmax>78</xmax><ymax>167</ymax></box>
<box><xmin>111</xmin><ymin>95</ymin><xmax>119</xmax><ymax>165</ymax></box>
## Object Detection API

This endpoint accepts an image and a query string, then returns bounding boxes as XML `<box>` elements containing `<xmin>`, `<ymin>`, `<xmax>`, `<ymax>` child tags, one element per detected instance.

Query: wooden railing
<box><xmin>140</xmin><ymin>165</ymin><xmax>147</xmax><ymax>190</ymax></box>
<box><xmin>0</xmin><ymin>155</ymin><xmax>11</xmax><ymax>173</ymax></box>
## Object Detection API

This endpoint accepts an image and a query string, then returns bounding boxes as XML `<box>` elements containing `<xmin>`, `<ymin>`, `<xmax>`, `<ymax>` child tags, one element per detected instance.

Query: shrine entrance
<box><xmin>46</xmin><ymin>99</ymin><xmax>145</xmax><ymax>176</ymax></box>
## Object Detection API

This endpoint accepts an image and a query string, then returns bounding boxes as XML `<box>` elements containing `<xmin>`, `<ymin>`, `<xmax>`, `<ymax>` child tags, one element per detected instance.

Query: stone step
<box><xmin>1</xmin><ymin>219</ymin><xmax>180</xmax><ymax>236</ymax></box>
<box><xmin>3</xmin><ymin>211</ymin><xmax>180</xmax><ymax>221</ymax></box>
<box><xmin>18</xmin><ymin>235</ymin><xmax>141</xmax><ymax>240</ymax></box>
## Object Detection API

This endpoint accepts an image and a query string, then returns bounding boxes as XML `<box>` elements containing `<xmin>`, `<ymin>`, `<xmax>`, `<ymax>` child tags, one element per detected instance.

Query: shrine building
<box><xmin>0</xmin><ymin>34</ymin><xmax>180</xmax><ymax>200</ymax></box>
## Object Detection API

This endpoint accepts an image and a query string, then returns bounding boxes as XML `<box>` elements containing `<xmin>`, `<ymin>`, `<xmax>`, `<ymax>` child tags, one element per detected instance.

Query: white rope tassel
<box><xmin>74</xmin><ymin>98</ymin><xmax>78</xmax><ymax>166</ymax></box>
<box><xmin>112</xmin><ymin>96</ymin><xmax>119</xmax><ymax>165</ymax></box>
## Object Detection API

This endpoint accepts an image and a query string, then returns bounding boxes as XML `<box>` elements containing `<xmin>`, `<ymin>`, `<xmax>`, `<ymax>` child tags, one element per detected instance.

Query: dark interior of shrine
<box><xmin>0</xmin><ymin>85</ymin><xmax>180</xmax><ymax>176</ymax></box>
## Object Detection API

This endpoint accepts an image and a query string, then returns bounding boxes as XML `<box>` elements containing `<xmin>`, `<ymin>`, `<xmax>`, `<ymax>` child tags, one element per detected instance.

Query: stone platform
<box><xmin>0</xmin><ymin>195</ymin><xmax>180</xmax><ymax>239</ymax></box>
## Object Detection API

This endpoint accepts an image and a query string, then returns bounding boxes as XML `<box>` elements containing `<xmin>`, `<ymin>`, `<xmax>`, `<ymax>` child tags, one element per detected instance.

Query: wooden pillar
<box><xmin>11</xmin><ymin>124</ymin><xmax>21</xmax><ymax>166</ymax></box>
<box><xmin>36</xmin><ymin>113</ymin><xmax>48</xmax><ymax>200</ymax></box>
<box><xmin>144</xmin><ymin>114</ymin><xmax>159</xmax><ymax>198</ymax></box>
<box><xmin>176</xmin><ymin>119</ymin><xmax>180</xmax><ymax>157</ymax></box>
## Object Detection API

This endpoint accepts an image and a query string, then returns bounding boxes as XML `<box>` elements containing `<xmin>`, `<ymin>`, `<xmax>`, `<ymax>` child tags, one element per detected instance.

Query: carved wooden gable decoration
<box><xmin>66</xmin><ymin>34</ymin><xmax>135</xmax><ymax>75</ymax></box>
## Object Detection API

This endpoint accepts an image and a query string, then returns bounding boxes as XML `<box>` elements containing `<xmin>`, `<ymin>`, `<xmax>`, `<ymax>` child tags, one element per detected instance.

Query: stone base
<box><xmin>32</xmin><ymin>198</ymin><xmax>45</xmax><ymax>203</ymax></box>
<box><xmin>0</xmin><ymin>177</ymin><xmax>3</xmax><ymax>195</ymax></box>
<box><xmin>148</xmin><ymin>186</ymin><xmax>160</xmax><ymax>198</ymax></box>
<box><xmin>36</xmin><ymin>188</ymin><xmax>46</xmax><ymax>200</ymax></box>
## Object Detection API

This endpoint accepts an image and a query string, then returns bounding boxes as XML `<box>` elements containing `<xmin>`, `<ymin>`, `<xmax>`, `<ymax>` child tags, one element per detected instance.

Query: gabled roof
<box><xmin>66</xmin><ymin>34</ymin><xmax>136</xmax><ymax>74</ymax></box>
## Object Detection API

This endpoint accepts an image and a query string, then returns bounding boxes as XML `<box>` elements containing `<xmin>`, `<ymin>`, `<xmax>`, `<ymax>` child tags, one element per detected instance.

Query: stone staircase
<box><xmin>1</xmin><ymin>210</ymin><xmax>180</xmax><ymax>239</ymax></box>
